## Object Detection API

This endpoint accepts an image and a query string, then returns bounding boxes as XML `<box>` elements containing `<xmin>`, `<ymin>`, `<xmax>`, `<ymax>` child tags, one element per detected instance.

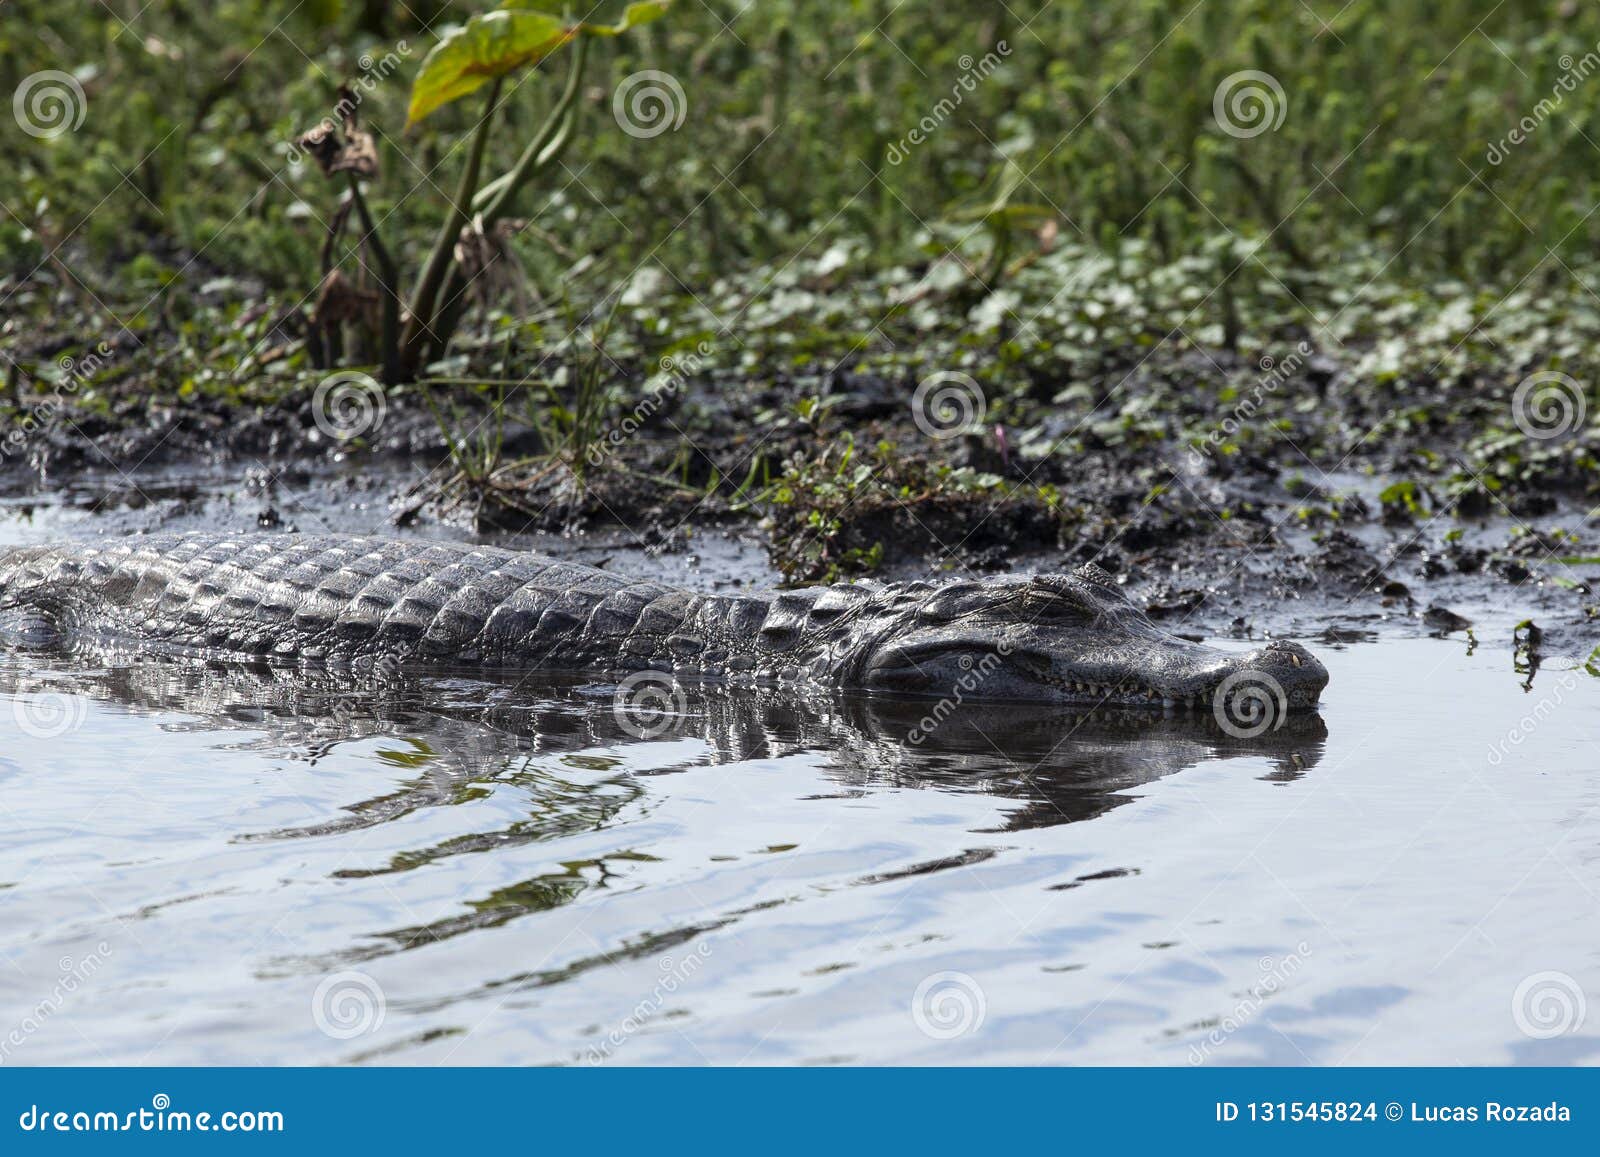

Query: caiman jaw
<box><xmin>862</xmin><ymin>632</ymin><xmax>1328</xmax><ymax>714</ymax></box>
<box><xmin>1009</xmin><ymin>639</ymin><xmax>1326</xmax><ymax>711</ymax></box>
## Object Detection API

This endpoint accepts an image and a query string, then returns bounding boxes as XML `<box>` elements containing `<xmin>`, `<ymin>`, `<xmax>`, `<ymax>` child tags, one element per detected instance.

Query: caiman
<box><xmin>0</xmin><ymin>533</ymin><xmax>1328</xmax><ymax>713</ymax></box>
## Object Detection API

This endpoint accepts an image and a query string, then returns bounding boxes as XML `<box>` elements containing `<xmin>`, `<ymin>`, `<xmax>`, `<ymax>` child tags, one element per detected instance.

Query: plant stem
<box><xmin>430</xmin><ymin>102</ymin><xmax>582</xmax><ymax>352</ymax></box>
<box><xmin>343</xmin><ymin>174</ymin><xmax>400</xmax><ymax>383</ymax></box>
<box><xmin>400</xmin><ymin>36</ymin><xmax>589</xmax><ymax>378</ymax></box>
<box><xmin>474</xmin><ymin>36</ymin><xmax>589</xmax><ymax>224</ymax></box>
<box><xmin>399</xmin><ymin>78</ymin><xmax>504</xmax><ymax>378</ymax></box>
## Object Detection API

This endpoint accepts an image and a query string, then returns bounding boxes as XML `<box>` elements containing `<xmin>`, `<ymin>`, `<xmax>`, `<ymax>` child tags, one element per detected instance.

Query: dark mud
<box><xmin>3</xmin><ymin>402</ymin><xmax>1595</xmax><ymax>675</ymax></box>
<box><xmin>5</xmin><ymin>264</ymin><xmax>1599</xmax><ymax>671</ymax></box>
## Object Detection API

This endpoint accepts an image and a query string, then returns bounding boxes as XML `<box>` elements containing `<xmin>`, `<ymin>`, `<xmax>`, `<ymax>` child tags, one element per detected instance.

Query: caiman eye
<box><xmin>916</xmin><ymin>583</ymin><xmax>988</xmax><ymax>623</ymax></box>
<box><xmin>1072</xmin><ymin>563</ymin><xmax>1119</xmax><ymax>589</ymax></box>
<box><xmin>1026</xmin><ymin>574</ymin><xmax>1102</xmax><ymax>618</ymax></box>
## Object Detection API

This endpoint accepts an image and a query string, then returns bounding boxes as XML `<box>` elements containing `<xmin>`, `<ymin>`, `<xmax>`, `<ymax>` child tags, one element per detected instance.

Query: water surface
<box><xmin>2</xmin><ymin>632</ymin><xmax>1596</xmax><ymax>1065</ymax></box>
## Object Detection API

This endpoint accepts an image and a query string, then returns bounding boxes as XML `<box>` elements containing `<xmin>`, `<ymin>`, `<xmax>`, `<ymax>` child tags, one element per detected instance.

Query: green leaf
<box><xmin>408</xmin><ymin>11</ymin><xmax>569</xmax><ymax>125</ymax></box>
<box><xmin>502</xmin><ymin>0</ymin><xmax>670</xmax><ymax>29</ymax></box>
<box><xmin>409</xmin><ymin>2</ymin><xmax>671</xmax><ymax>125</ymax></box>
<box><xmin>588</xmin><ymin>2</ymin><xmax>672</xmax><ymax>37</ymax></box>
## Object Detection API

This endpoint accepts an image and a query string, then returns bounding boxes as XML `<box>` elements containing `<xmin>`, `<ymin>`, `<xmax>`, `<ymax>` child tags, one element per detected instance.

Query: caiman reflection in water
<box><xmin>0</xmin><ymin>654</ymin><xmax>1325</xmax><ymax>962</ymax></box>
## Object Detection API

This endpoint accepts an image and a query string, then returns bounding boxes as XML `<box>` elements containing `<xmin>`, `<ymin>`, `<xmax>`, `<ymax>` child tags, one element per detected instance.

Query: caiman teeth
<box><xmin>1016</xmin><ymin>653</ymin><xmax>1235</xmax><ymax>710</ymax></box>
<box><xmin>1036</xmin><ymin>668</ymin><xmax>1210</xmax><ymax>709</ymax></box>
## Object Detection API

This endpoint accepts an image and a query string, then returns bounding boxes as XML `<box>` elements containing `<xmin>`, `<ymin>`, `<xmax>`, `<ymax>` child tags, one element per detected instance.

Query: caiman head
<box><xmin>853</xmin><ymin>564</ymin><xmax>1328</xmax><ymax>717</ymax></box>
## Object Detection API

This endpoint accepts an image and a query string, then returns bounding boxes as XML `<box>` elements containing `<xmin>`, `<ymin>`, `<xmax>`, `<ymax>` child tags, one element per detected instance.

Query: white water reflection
<box><xmin>0</xmin><ymin>638</ymin><xmax>1595</xmax><ymax>1065</ymax></box>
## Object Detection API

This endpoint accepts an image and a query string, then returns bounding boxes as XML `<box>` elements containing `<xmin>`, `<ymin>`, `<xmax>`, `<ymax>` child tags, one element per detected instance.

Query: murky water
<box><xmin>2</xmin><ymin>628</ymin><xmax>1597</xmax><ymax>1066</ymax></box>
<box><xmin>2</xmin><ymin>469</ymin><xmax>1597</xmax><ymax>1064</ymax></box>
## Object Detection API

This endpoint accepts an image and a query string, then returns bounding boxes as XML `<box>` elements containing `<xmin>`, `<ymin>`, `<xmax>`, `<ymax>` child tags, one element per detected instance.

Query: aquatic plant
<box><xmin>294</xmin><ymin>2</ymin><xmax>672</xmax><ymax>382</ymax></box>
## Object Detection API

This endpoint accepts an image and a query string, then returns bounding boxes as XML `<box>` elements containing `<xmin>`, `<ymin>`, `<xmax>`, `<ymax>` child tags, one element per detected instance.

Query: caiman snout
<box><xmin>855</xmin><ymin>566</ymin><xmax>1330</xmax><ymax>716</ymax></box>
<box><xmin>1236</xmin><ymin>638</ymin><xmax>1328</xmax><ymax>709</ymax></box>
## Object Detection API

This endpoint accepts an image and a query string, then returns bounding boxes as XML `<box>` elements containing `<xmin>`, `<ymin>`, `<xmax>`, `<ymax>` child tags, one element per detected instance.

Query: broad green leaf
<box><xmin>408</xmin><ymin>11</ymin><xmax>569</xmax><ymax>125</ymax></box>
<box><xmin>409</xmin><ymin>2</ymin><xmax>671</xmax><ymax>125</ymax></box>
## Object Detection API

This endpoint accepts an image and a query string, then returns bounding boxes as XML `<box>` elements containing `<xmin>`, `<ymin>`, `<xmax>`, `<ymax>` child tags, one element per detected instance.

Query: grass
<box><xmin>2</xmin><ymin>1</ymin><xmax>1599</xmax><ymax>574</ymax></box>
<box><xmin>8</xmin><ymin>1</ymin><xmax>1600</xmax><ymax>296</ymax></box>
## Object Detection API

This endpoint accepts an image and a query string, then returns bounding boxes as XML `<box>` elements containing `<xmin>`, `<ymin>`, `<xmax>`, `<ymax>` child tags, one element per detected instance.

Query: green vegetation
<box><xmin>11</xmin><ymin>0</ymin><xmax>1600</xmax><ymax>286</ymax></box>
<box><xmin>2</xmin><ymin>1</ymin><xmax>1599</xmax><ymax>576</ymax></box>
<box><xmin>756</xmin><ymin>402</ymin><xmax>1051</xmax><ymax>582</ymax></box>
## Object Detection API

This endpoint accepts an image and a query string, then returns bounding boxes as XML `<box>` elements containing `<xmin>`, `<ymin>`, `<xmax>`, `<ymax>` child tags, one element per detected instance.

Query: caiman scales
<box><xmin>0</xmin><ymin>533</ymin><xmax>1328</xmax><ymax>711</ymax></box>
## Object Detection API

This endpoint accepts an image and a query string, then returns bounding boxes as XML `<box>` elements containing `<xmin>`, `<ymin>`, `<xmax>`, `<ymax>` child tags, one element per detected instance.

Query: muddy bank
<box><xmin>4</xmin><ymin>248</ymin><xmax>1598</xmax><ymax>671</ymax></box>
<box><xmin>3</xmin><ymin>440</ymin><xmax>1594</xmax><ymax>675</ymax></box>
